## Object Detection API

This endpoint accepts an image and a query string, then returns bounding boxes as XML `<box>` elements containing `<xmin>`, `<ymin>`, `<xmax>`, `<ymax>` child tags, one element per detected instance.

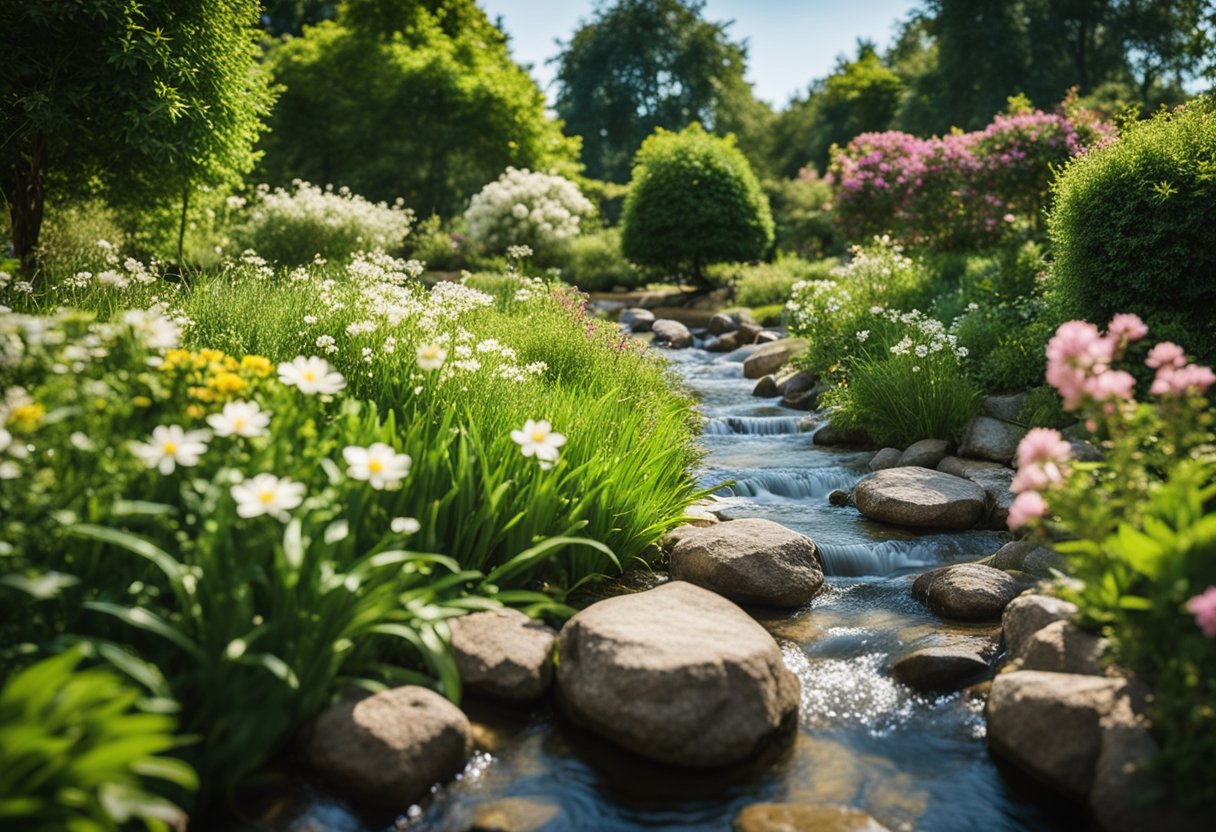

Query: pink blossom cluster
<box><xmin>1186</xmin><ymin>586</ymin><xmax>1216</xmax><ymax>637</ymax></box>
<box><xmin>1146</xmin><ymin>341</ymin><xmax>1216</xmax><ymax>396</ymax></box>
<box><xmin>1008</xmin><ymin>427</ymin><xmax>1072</xmax><ymax>529</ymax></box>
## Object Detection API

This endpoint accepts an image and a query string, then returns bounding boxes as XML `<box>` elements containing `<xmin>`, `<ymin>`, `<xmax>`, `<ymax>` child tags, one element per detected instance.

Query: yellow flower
<box><xmin>161</xmin><ymin>349</ymin><xmax>192</xmax><ymax>371</ymax></box>
<box><xmin>199</xmin><ymin>348</ymin><xmax>225</xmax><ymax>365</ymax></box>
<box><xmin>132</xmin><ymin>396</ymin><xmax>152</xmax><ymax>408</ymax></box>
<box><xmin>8</xmin><ymin>403</ymin><xmax>45</xmax><ymax>430</ymax></box>
<box><xmin>186</xmin><ymin>404</ymin><xmax>206</xmax><ymax>420</ymax></box>
<box><xmin>207</xmin><ymin>371</ymin><xmax>247</xmax><ymax>395</ymax></box>
<box><xmin>188</xmin><ymin>386</ymin><xmax>216</xmax><ymax>403</ymax></box>
<box><xmin>222</xmin><ymin>355</ymin><xmax>239</xmax><ymax>372</ymax></box>
<box><xmin>240</xmin><ymin>354</ymin><xmax>274</xmax><ymax>377</ymax></box>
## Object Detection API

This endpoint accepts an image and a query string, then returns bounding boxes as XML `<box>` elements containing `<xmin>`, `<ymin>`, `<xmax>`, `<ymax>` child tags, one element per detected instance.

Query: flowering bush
<box><xmin>828</xmin><ymin>101</ymin><xmax>1113</xmax><ymax>250</ymax></box>
<box><xmin>1010</xmin><ymin>313</ymin><xmax>1216</xmax><ymax>801</ymax></box>
<box><xmin>229</xmin><ymin>179</ymin><xmax>414</xmax><ymax>265</ymax></box>
<box><xmin>463</xmin><ymin>167</ymin><xmax>596</xmax><ymax>262</ymax></box>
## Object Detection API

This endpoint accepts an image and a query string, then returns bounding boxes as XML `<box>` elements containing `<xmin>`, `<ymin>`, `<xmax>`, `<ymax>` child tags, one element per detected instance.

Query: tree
<box><xmin>0</xmin><ymin>0</ymin><xmax>272</xmax><ymax>273</ymax></box>
<box><xmin>553</xmin><ymin>0</ymin><xmax>769</xmax><ymax>183</ymax></box>
<box><xmin>621</xmin><ymin>124</ymin><xmax>773</xmax><ymax>286</ymax></box>
<box><xmin>259</xmin><ymin>0</ymin><xmax>579</xmax><ymax>217</ymax></box>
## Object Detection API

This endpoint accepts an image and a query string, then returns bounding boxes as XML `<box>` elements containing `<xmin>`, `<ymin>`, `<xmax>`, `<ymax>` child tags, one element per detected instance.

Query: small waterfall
<box><xmin>704</xmin><ymin>416</ymin><xmax>810</xmax><ymax>436</ymax></box>
<box><xmin>818</xmin><ymin>534</ymin><xmax>1004</xmax><ymax>578</ymax></box>
<box><xmin>719</xmin><ymin>468</ymin><xmax>860</xmax><ymax>500</ymax></box>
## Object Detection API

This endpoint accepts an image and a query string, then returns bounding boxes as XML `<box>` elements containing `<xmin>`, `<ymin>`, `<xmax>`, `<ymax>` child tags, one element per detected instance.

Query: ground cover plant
<box><xmin>1009</xmin><ymin>313</ymin><xmax>1216</xmax><ymax>803</ymax></box>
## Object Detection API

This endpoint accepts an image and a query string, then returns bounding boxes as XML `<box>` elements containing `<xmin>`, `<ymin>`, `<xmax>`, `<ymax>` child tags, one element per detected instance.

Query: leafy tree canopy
<box><xmin>259</xmin><ymin>0</ymin><xmax>580</xmax><ymax>217</ymax></box>
<box><xmin>554</xmin><ymin>0</ymin><xmax>772</xmax><ymax>183</ymax></box>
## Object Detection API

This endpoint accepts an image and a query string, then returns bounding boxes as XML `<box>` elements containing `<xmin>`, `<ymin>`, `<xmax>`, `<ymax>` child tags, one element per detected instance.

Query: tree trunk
<box><xmin>6</xmin><ymin>131</ymin><xmax>48</xmax><ymax>277</ymax></box>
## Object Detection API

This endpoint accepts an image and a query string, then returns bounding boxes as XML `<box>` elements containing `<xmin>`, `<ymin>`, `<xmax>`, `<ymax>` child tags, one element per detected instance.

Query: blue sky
<box><xmin>478</xmin><ymin>0</ymin><xmax>920</xmax><ymax>108</ymax></box>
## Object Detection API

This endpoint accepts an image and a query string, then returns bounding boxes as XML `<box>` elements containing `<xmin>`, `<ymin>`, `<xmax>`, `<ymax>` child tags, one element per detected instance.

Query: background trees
<box><xmin>0</xmin><ymin>0</ymin><xmax>271</xmax><ymax>273</ymax></box>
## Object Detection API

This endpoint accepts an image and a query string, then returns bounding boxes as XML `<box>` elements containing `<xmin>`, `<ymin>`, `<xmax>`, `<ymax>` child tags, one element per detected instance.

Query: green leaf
<box><xmin>482</xmin><ymin>536</ymin><xmax>618</xmax><ymax>588</ymax></box>
<box><xmin>67</xmin><ymin>525</ymin><xmax>186</xmax><ymax>588</ymax></box>
<box><xmin>84</xmin><ymin>602</ymin><xmax>203</xmax><ymax>660</ymax></box>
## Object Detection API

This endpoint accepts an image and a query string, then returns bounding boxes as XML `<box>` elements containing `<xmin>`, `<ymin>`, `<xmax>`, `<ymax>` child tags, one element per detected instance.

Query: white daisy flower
<box><xmin>206</xmin><ymin>400</ymin><xmax>271</xmax><ymax>438</ymax></box>
<box><xmin>416</xmin><ymin>342</ymin><xmax>447</xmax><ymax>372</ymax></box>
<box><xmin>343</xmin><ymin>443</ymin><xmax>412</xmax><ymax>490</ymax></box>
<box><xmin>130</xmin><ymin>425</ymin><xmax>210</xmax><ymax>475</ymax></box>
<box><xmin>231</xmin><ymin>473</ymin><xmax>305</xmax><ymax>521</ymax></box>
<box><xmin>510</xmin><ymin>419</ymin><xmax>566</xmax><ymax>463</ymax></box>
<box><xmin>391</xmin><ymin>516</ymin><xmax>421</xmax><ymax>535</ymax></box>
<box><xmin>278</xmin><ymin>356</ymin><xmax>346</xmax><ymax>395</ymax></box>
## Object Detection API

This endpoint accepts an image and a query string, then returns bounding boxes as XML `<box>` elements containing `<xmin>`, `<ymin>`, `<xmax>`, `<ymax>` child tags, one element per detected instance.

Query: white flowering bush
<box><xmin>229</xmin><ymin>179</ymin><xmax>414</xmax><ymax>265</ymax></box>
<box><xmin>462</xmin><ymin>167</ymin><xmax>595</xmax><ymax>261</ymax></box>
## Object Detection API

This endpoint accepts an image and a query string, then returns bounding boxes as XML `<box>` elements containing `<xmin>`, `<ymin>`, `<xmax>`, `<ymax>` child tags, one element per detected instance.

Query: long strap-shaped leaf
<box><xmin>482</xmin><ymin>536</ymin><xmax>618</xmax><ymax>588</ymax></box>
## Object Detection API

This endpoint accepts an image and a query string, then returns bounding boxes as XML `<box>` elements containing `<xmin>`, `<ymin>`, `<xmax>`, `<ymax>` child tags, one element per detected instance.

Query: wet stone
<box><xmin>868</xmin><ymin>448</ymin><xmax>903</xmax><ymax>472</ymax></box>
<box><xmin>891</xmin><ymin>643</ymin><xmax>992</xmax><ymax>693</ymax></box>
<box><xmin>467</xmin><ymin>797</ymin><xmax>561</xmax><ymax>832</ymax></box>
<box><xmin>752</xmin><ymin>374</ymin><xmax>780</xmax><ymax>398</ymax></box>
<box><xmin>619</xmin><ymin>308</ymin><xmax>655</xmax><ymax>332</ymax></box>
<box><xmin>733</xmin><ymin>802</ymin><xmax>892</xmax><ymax>832</ymax></box>
<box><xmin>912</xmin><ymin>563</ymin><xmax>1021</xmax><ymax>621</ymax></box>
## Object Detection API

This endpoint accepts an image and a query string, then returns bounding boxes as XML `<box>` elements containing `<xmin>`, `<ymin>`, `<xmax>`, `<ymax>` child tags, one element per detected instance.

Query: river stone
<box><xmin>705</xmin><ymin>331</ymin><xmax>741</xmax><ymax>352</ymax></box>
<box><xmin>737</xmin><ymin>322</ymin><xmax>763</xmax><ymax>344</ymax></box>
<box><xmin>708</xmin><ymin>312</ymin><xmax>737</xmax><ymax>335</ymax></box>
<box><xmin>1002</xmin><ymin>594</ymin><xmax>1079</xmax><ymax>660</ymax></box>
<box><xmin>755</xmin><ymin>330</ymin><xmax>780</xmax><ymax>344</ymax></box>
<box><xmin>990</xmin><ymin>540</ymin><xmax>1053</xmax><ymax>574</ymax></box>
<box><xmin>783</xmin><ymin>384</ymin><xmax>826</xmax><ymax>411</ymax></box>
<box><xmin>303</xmin><ymin>686</ymin><xmax>472</xmax><ymax>809</ymax></box>
<box><xmin>986</xmin><ymin>671</ymin><xmax>1126</xmax><ymax>800</ymax></box>
<box><xmin>898</xmin><ymin>439</ymin><xmax>952</xmax><ymax>469</ymax></box>
<box><xmin>733</xmin><ymin>803</ymin><xmax>891</xmax><ymax>832</ymax></box>
<box><xmin>854</xmin><ymin>467</ymin><xmax>986</xmax><ymax>529</ymax></box>
<box><xmin>619</xmin><ymin>308</ymin><xmax>655</xmax><ymax>333</ymax></box>
<box><xmin>555</xmin><ymin>581</ymin><xmax>800</xmax><ymax>767</ymax></box>
<box><xmin>912</xmin><ymin>563</ymin><xmax>1021</xmax><ymax>621</ymax></box>
<box><xmin>668</xmin><ymin>518</ymin><xmax>824</xmax><ymax>607</ymax></box>
<box><xmin>892</xmin><ymin>643</ymin><xmax>991</xmax><ymax>693</ymax></box>
<box><xmin>469</xmin><ymin>797</ymin><xmax>561</xmax><ymax>831</ymax></box>
<box><xmin>651</xmin><ymin>319</ymin><xmax>693</xmax><ymax>349</ymax></box>
<box><xmin>449</xmin><ymin>609</ymin><xmax>557</xmax><ymax>701</ymax></box>
<box><xmin>813</xmin><ymin>424</ymin><xmax>872</xmax><ymax>447</ymax></box>
<box><xmin>868</xmin><ymin>448</ymin><xmax>903</xmax><ymax>472</ymax></box>
<box><xmin>742</xmin><ymin>338</ymin><xmax>808</xmax><ymax>379</ymax></box>
<box><xmin>936</xmin><ymin>456</ymin><xmax>1010</xmax><ymax>479</ymax></box>
<box><xmin>778</xmin><ymin>370</ymin><xmax>818</xmax><ymax>399</ymax></box>
<box><xmin>981</xmin><ymin>393</ymin><xmax>1028</xmax><ymax>423</ymax></box>
<box><xmin>1018</xmin><ymin>620</ymin><xmax>1107</xmax><ymax>676</ymax></box>
<box><xmin>957</xmin><ymin>416</ymin><xmax>1026</xmax><ymax>465</ymax></box>
<box><xmin>752</xmin><ymin>375</ymin><xmax>780</xmax><ymax>398</ymax></box>
<box><xmin>1069</xmin><ymin>439</ymin><xmax>1103</xmax><ymax>462</ymax></box>
<box><xmin>723</xmin><ymin>344</ymin><xmax>764</xmax><ymax>363</ymax></box>
<box><xmin>966</xmin><ymin>468</ymin><xmax>1015</xmax><ymax>530</ymax></box>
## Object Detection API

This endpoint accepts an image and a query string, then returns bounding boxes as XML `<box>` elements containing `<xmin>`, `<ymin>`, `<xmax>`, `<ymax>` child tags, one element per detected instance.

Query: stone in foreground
<box><xmin>734</xmin><ymin>802</ymin><xmax>891</xmax><ymax>832</ymax></box>
<box><xmin>668</xmin><ymin>518</ymin><xmax>824</xmax><ymax>607</ymax></box>
<box><xmin>556</xmin><ymin>581</ymin><xmax>799</xmax><ymax>768</ymax></box>
<box><xmin>891</xmin><ymin>643</ymin><xmax>991</xmax><ymax>693</ymax></box>
<box><xmin>742</xmin><ymin>338</ymin><xmax>808</xmax><ymax>379</ymax></box>
<box><xmin>867</xmin><ymin>447</ymin><xmax>903</xmax><ymax>471</ymax></box>
<box><xmin>913</xmin><ymin>563</ymin><xmax>1022</xmax><ymax>621</ymax></box>
<box><xmin>957</xmin><ymin>416</ymin><xmax>1026</xmax><ymax>464</ymax></box>
<box><xmin>1018</xmin><ymin>620</ymin><xmax>1107</xmax><ymax>676</ymax></box>
<box><xmin>1001</xmin><ymin>593</ymin><xmax>1078</xmax><ymax>659</ymax></box>
<box><xmin>854</xmin><ymin>466</ymin><xmax>986</xmax><ymax>529</ymax></box>
<box><xmin>619</xmin><ymin>307</ymin><xmax>655</xmax><ymax>332</ymax></box>
<box><xmin>651</xmin><ymin>319</ymin><xmax>693</xmax><ymax>348</ymax></box>
<box><xmin>303</xmin><ymin>686</ymin><xmax>472</xmax><ymax>809</ymax></box>
<box><xmin>449</xmin><ymin>608</ymin><xmax>557</xmax><ymax>701</ymax></box>
<box><xmin>898</xmin><ymin>438</ymin><xmax>952</xmax><ymax>469</ymax></box>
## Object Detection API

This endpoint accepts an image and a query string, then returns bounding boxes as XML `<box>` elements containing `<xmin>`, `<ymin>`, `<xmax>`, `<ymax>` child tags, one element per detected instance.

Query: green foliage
<box><xmin>259</xmin><ymin>2</ymin><xmax>579</xmax><ymax>218</ymax></box>
<box><xmin>34</xmin><ymin>202</ymin><xmax>130</xmax><ymax>279</ymax></box>
<box><xmin>0</xmin><ymin>647</ymin><xmax>196</xmax><ymax>831</ymax></box>
<box><xmin>621</xmin><ymin>124</ymin><xmax>773</xmax><ymax>282</ymax></box>
<box><xmin>557</xmin><ymin>229</ymin><xmax>643</xmax><ymax>291</ymax></box>
<box><xmin>405</xmin><ymin>215</ymin><xmax>466</xmax><ymax>273</ymax></box>
<box><xmin>763</xmin><ymin>171</ymin><xmax>843</xmax><ymax>260</ymax></box>
<box><xmin>1047</xmin><ymin>97</ymin><xmax>1216</xmax><ymax>361</ymax></box>
<box><xmin>719</xmin><ymin>256</ymin><xmax>836</xmax><ymax>308</ymax></box>
<box><xmin>553</xmin><ymin>0</ymin><xmax>769</xmax><ymax>183</ymax></box>
<box><xmin>0</xmin><ymin>0</ymin><xmax>273</xmax><ymax>272</ymax></box>
<box><xmin>1018</xmin><ymin>385</ymin><xmax>1071</xmax><ymax>429</ymax></box>
<box><xmin>953</xmin><ymin>298</ymin><xmax>1058</xmax><ymax>393</ymax></box>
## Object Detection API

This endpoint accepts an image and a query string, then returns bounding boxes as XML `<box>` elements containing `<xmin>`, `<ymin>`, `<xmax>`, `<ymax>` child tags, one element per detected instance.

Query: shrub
<box><xmin>404</xmin><ymin>214</ymin><xmax>466</xmax><ymax>272</ymax></box>
<box><xmin>229</xmin><ymin>180</ymin><xmax>414</xmax><ymax>265</ymax></box>
<box><xmin>1011</xmin><ymin>314</ymin><xmax>1216</xmax><ymax>802</ymax></box>
<box><xmin>727</xmin><ymin>256</ymin><xmax>836</xmax><ymax>308</ymax></box>
<box><xmin>621</xmin><ymin>124</ymin><xmax>773</xmax><ymax>285</ymax></box>
<box><xmin>33</xmin><ymin>200</ymin><xmax>129</xmax><ymax>279</ymax></box>
<box><xmin>463</xmin><ymin>168</ymin><xmax>596</xmax><ymax>263</ymax></box>
<box><xmin>556</xmin><ymin>228</ymin><xmax>642</xmax><ymax>291</ymax></box>
<box><xmin>1047</xmin><ymin>97</ymin><xmax>1216</xmax><ymax>361</ymax></box>
<box><xmin>0</xmin><ymin>647</ymin><xmax>196</xmax><ymax>831</ymax></box>
<box><xmin>953</xmin><ymin>297</ymin><xmax>1058</xmax><ymax>393</ymax></box>
<box><xmin>763</xmin><ymin>170</ymin><xmax>842</xmax><ymax>260</ymax></box>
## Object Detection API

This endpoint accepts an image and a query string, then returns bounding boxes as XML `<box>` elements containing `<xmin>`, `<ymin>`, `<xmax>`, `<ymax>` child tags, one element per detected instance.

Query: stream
<box><xmin>268</xmin><ymin>346</ymin><xmax>1083</xmax><ymax>832</ymax></box>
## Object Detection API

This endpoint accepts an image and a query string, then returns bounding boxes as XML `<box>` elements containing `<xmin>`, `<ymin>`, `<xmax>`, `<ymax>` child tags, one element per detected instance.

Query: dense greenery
<box><xmin>1047</xmin><ymin>97</ymin><xmax>1216</xmax><ymax>360</ymax></box>
<box><xmin>258</xmin><ymin>0</ymin><xmax>579</xmax><ymax>217</ymax></box>
<box><xmin>621</xmin><ymin>125</ymin><xmax>773</xmax><ymax>284</ymax></box>
<box><xmin>0</xmin><ymin>0</ymin><xmax>272</xmax><ymax>273</ymax></box>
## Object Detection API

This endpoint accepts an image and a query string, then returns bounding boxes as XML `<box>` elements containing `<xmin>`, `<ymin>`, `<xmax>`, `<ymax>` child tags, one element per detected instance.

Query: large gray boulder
<box><xmin>891</xmin><ymin>642</ymin><xmax>991</xmax><ymax>693</ymax></box>
<box><xmin>704</xmin><ymin>331</ymin><xmax>741</xmax><ymax>353</ymax></box>
<box><xmin>957</xmin><ymin>416</ymin><xmax>1027</xmax><ymax>465</ymax></box>
<box><xmin>556</xmin><ymin>581</ymin><xmax>800</xmax><ymax>768</ymax></box>
<box><xmin>854</xmin><ymin>467</ymin><xmax>986</xmax><ymax>529</ymax></box>
<box><xmin>898</xmin><ymin>439</ymin><xmax>952</xmax><ymax>469</ymax></box>
<box><xmin>752</xmin><ymin>375</ymin><xmax>780</xmax><ymax>398</ymax></box>
<box><xmin>742</xmin><ymin>338</ymin><xmax>808</xmax><ymax>379</ymax></box>
<box><xmin>936</xmin><ymin>456</ymin><xmax>1010</xmax><ymax>479</ymax></box>
<box><xmin>981</xmin><ymin>393</ymin><xmax>1028</xmax><ymax>423</ymax></box>
<box><xmin>651</xmin><ymin>319</ymin><xmax>693</xmax><ymax>349</ymax></box>
<box><xmin>619</xmin><ymin>308</ymin><xmax>656</xmax><ymax>333</ymax></box>
<box><xmin>868</xmin><ymin>448</ymin><xmax>903</xmax><ymax>472</ymax></box>
<box><xmin>813</xmin><ymin>424</ymin><xmax>871</xmax><ymax>447</ymax></box>
<box><xmin>449</xmin><ymin>608</ymin><xmax>557</xmax><ymax>701</ymax></box>
<box><xmin>986</xmin><ymin>671</ymin><xmax>1126</xmax><ymax>800</ymax></box>
<box><xmin>912</xmin><ymin>563</ymin><xmax>1022</xmax><ymax>621</ymax></box>
<box><xmin>1018</xmin><ymin>620</ymin><xmax>1107</xmax><ymax>676</ymax></box>
<box><xmin>1002</xmin><ymin>593</ymin><xmax>1078</xmax><ymax>659</ymax></box>
<box><xmin>303</xmin><ymin>686</ymin><xmax>472</xmax><ymax>809</ymax></box>
<box><xmin>989</xmin><ymin>540</ymin><xmax>1064</xmax><ymax>577</ymax></box>
<box><xmin>966</xmin><ymin>468</ymin><xmax>1016</xmax><ymax>530</ymax></box>
<box><xmin>668</xmin><ymin>518</ymin><xmax>823</xmax><ymax>608</ymax></box>
<box><xmin>708</xmin><ymin>312</ymin><xmax>737</xmax><ymax>335</ymax></box>
<box><xmin>733</xmin><ymin>803</ymin><xmax>891</xmax><ymax>832</ymax></box>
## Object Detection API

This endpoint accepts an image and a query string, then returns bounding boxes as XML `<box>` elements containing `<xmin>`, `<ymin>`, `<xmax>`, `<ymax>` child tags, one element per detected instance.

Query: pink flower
<box><xmin>1185</xmin><ymin>586</ymin><xmax>1216</xmax><ymax>637</ymax></box>
<box><xmin>1107</xmin><ymin>313</ymin><xmax>1147</xmax><ymax>344</ymax></box>
<box><xmin>1085</xmin><ymin>369</ymin><xmax>1136</xmax><ymax>403</ymax></box>
<box><xmin>1012</xmin><ymin>428</ymin><xmax>1072</xmax><ymax>493</ymax></box>
<box><xmin>1008</xmin><ymin>491</ymin><xmax>1048</xmax><ymax>530</ymax></box>
<box><xmin>1151</xmin><ymin>363</ymin><xmax>1216</xmax><ymax>397</ymax></box>
<box><xmin>1145</xmin><ymin>341</ymin><xmax>1186</xmax><ymax>370</ymax></box>
<box><xmin>1045</xmin><ymin>321</ymin><xmax>1117</xmax><ymax>408</ymax></box>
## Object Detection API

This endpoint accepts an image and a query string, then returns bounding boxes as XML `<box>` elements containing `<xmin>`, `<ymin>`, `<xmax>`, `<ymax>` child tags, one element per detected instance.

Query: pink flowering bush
<box><xmin>828</xmin><ymin>101</ymin><xmax>1113</xmax><ymax>250</ymax></box>
<box><xmin>1011</xmin><ymin>312</ymin><xmax>1216</xmax><ymax>801</ymax></box>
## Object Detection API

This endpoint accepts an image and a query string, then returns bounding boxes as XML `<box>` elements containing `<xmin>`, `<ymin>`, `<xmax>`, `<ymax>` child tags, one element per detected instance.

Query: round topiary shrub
<box><xmin>1047</xmin><ymin>98</ymin><xmax>1216</xmax><ymax>359</ymax></box>
<box><xmin>621</xmin><ymin>124</ymin><xmax>773</xmax><ymax>285</ymax></box>
<box><xmin>462</xmin><ymin>167</ymin><xmax>596</xmax><ymax>263</ymax></box>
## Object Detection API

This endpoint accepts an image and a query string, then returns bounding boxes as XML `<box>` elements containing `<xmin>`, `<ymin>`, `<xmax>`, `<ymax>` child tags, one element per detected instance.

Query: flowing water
<box><xmin>265</xmin><ymin>347</ymin><xmax>1084</xmax><ymax>832</ymax></box>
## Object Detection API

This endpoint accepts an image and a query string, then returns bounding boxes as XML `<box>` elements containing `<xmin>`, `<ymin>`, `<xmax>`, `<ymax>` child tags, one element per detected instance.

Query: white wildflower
<box><xmin>278</xmin><ymin>356</ymin><xmax>346</xmax><ymax>395</ymax></box>
<box><xmin>130</xmin><ymin>425</ymin><xmax>210</xmax><ymax>475</ymax></box>
<box><xmin>206</xmin><ymin>401</ymin><xmax>271</xmax><ymax>438</ymax></box>
<box><xmin>231</xmin><ymin>473</ymin><xmax>305</xmax><ymax>521</ymax></box>
<box><xmin>343</xmin><ymin>443</ymin><xmax>411</xmax><ymax>490</ymax></box>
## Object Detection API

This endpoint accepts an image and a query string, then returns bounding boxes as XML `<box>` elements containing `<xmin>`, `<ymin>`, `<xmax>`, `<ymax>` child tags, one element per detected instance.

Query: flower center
<box><xmin>162</xmin><ymin>441</ymin><xmax>178</xmax><ymax>455</ymax></box>
<box><xmin>259</xmin><ymin>490</ymin><xmax>275</xmax><ymax>504</ymax></box>
<box><xmin>233</xmin><ymin>417</ymin><xmax>247</xmax><ymax>430</ymax></box>
<box><xmin>531</xmin><ymin>430</ymin><xmax>546</xmax><ymax>442</ymax></box>
<box><xmin>303</xmin><ymin>370</ymin><xmax>316</xmax><ymax>381</ymax></box>
<box><xmin>368</xmin><ymin>459</ymin><xmax>384</xmax><ymax>473</ymax></box>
